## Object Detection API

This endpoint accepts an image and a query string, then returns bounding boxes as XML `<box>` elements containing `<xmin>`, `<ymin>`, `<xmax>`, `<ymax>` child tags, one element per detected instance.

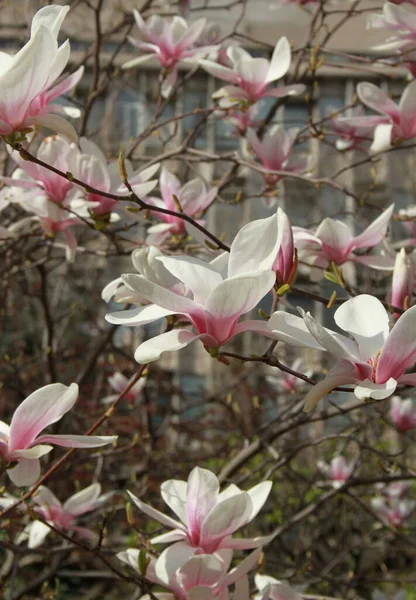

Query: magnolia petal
<box><xmin>30</xmin><ymin>113</ymin><xmax>78</xmax><ymax>143</ymax></box>
<box><xmin>156</xmin><ymin>255</ymin><xmax>223</xmax><ymax>304</ymax></box>
<box><xmin>246</xmin><ymin>481</ymin><xmax>272</xmax><ymax>521</ymax></box>
<box><xmin>106</xmin><ymin>304</ymin><xmax>175</xmax><ymax>326</ymax></box>
<box><xmin>34</xmin><ymin>434</ymin><xmax>117</xmax><ymax>448</ymax></box>
<box><xmin>151</xmin><ymin>529</ymin><xmax>186</xmax><ymax>545</ymax></box>
<box><xmin>377</xmin><ymin>305</ymin><xmax>416</xmax><ymax>381</ymax></box>
<box><xmin>220</xmin><ymin>531</ymin><xmax>275</xmax><ymax>550</ymax></box>
<box><xmin>303</xmin><ymin>361</ymin><xmax>358</xmax><ymax>413</ymax></box>
<box><xmin>160</xmin><ymin>478</ymin><xmax>188</xmax><ymax>525</ymax></box>
<box><xmin>177</xmin><ymin>553</ymin><xmax>224</xmax><ymax>591</ymax></box>
<box><xmin>127</xmin><ymin>490</ymin><xmax>184</xmax><ymax>531</ymax></box>
<box><xmin>28</xmin><ymin>521</ymin><xmax>52</xmax><ymax>549</ymax></box>
<box><xmin>266</xmin><ymin>36</ymin><xmax>291</xmax><ymax>83</ymax></box>
<box><xmin>223</xmin><ymin>547</ymin><xmax>262</xmax><ymax>587</ymax></box>
<box><xmin>201</xmin><ymin>492</ymin><xmax>252</xmax><ymax>541</ymax></box>
<box><xmin>7</xmin><ymin>458</ymin><xmax>41</xmax><ymax>487</ymax></box>
<box><xmin>63</xmin><ymin>483</ymin><xmax>102</xmax><ymax>516</ymax></box>
<box><xmin>352</xmin><ymin>204</ymin><xmax>394</xmax><ymax>250</ymax></box>
<box><xmin>121</xmin><ymin>273</ymin><xmax>197</xmax><ymax>314</ymax></box>
<box><xmin>354</xmin><ymin>378</ymin><xmax>397</xmax><ymax>401</ymax></box>
<box><xmin>8</xmin><ymin>383</ymin><xmax>79</xmax><ymax>451</ymax></box>
<box><xmin>267</xmin><ymin>311</ymin><xmax>326</xmax><ymax>350</ymax></box>
<box><xmin>370</xmin><ymin>123</ymin><xmax>394</xmax><ymax>154</ymax></box>
<box><xmin>134</xmin><ymin>329</ymin><xmax>201</xmax><ymax>363</ymax></box>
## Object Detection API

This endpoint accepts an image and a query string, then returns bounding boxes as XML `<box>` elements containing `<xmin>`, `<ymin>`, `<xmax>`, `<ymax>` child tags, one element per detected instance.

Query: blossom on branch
<box><xmin>254</xmin><ymin>574</ymin><xmax>302</xmax><ymax>600</ymax></box>
<box><xmin>269</xmin><ymin>294</ymin><xmax>416</xmax><ymax>411</ymax></box>
<box><xmin>0</xmin><ymin>383</ymin><xmax>117</xmax><ymax>486</ymax></box>
<box><xmin>390</xmin><ymin>396</ymin><xmax>416</xmax><ymax>431</ymax></box>
<box><xmin>127</xmin><ymin>466</ymin><xmax>273</xmax><ymax>552</ymax></box>
<box><xmin>317</xmin><ymin>456</ymin><xmax>354</xmax><ymax>488</ymax></box>
<box><xmin>293</xmin><ymin>205</ymin><xmax>395</xmax><ymax>278</ymax></box>
<box><xmin>368</xmin><ymin>2</ymin><xmax>416</xmax><ymax>53</ymax></box>
<box><xmin>102</xmin><ymin>372</ymin><xmax>147</xmax><ymax>406</ymax></box>
<box><xmin>200</xmin><ymin>39</ymin><xmax>305</xmax><ymax>107</ymax></box>
<box><xmin>22</xmin><ymin>483</ymin><xmax>113</xmax><ymax>548</ymax></box>
<box><xmin>123</xmin><ymin>11</ymin><xmax>217</xmax><ymax>98</ymax></box>
<box><xmin>390</xmin><ymin>248</ymin><xmax>414</xmax><ymax>318</ymax></box>
<box><xmin>0</xmin><ymin>5</ymin><xmax>83</xmax><ymax>143</ymax></box>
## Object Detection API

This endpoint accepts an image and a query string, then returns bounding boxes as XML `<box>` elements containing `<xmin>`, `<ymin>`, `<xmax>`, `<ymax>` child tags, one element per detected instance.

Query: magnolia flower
<box><xmin>70</xmin><ymin>138</ymin><xmax>159</xmax><ymax>217</ymax></box>
<box><xmin>254</xmin><ymin>574</ymin><xmax>302</xmax><ymax>600</ymax></box>
<box><xmin>355</xmin><ymin>80</ymin><xmax>416</xmax><ymax>153</ymax></box>
<box><xmin>266</xmin><ymin>358</ymin><xmax>312</xmax><ymax>394</ymax></box>
<box><xmin>317</xmin><ymin>456</ymin><xmax>354</xmax><ymax>488</ymax></box>
<box><xmin>367</xmin><ymin>2</ymin><xmax>416</xmax><ymax>53</ymax></box>
<box><xmin>23</xmin><ymin>483</ymin><xmax>113</xmax><ymax>548</ymax></box>
<box><xmin>371</xmin><ymin>494</ymin><xmax>415</xmax><ymax>528</ymax></box>
<box><xmin>269</xmin><ymin>294</ymin><xmax>416</xmax><ymax>411</ymax></box>
<box><xmin>247</xmin><ymin>126</ymin><xmax>308</xmax><ymax>186</ymax></box>
<box><xmin>145</xmin><ymin>168</ymin><xmax>217</xmax><ymax>245</ymax></box>
<box><xmin>378</xmin><ymin>480</ymin><xmax>412</xmax><ymax>499</ymax></box>
<box><xmin>390</xmin><ymin>396</ymin><xmax>416</xmax><ymax>431</ymax></box>
<box><xmin>327</xmin><ymin>105</ymin><xmax>387</xmax><ymax>152</ymax></box>
<box><xmin>118</xmin><ymin>543</ymin><xmax>259</xmax><ymax>600</ymax></box>
<box><xmin>102</xmin><ymin>372</ymin><xmax>147</xmax><ymax>406</ymax></box>
<box><xmin>222</xmin><ymin>104</ymin><xmax>261</xmax><ymax>136</ymax></box>
<box><xmin>123</xmin><ymin>11</ymin><xmax>217</xmax><ymax>98</ymax></box>
<box><xmin>0</xmin><ymin>383</ymin><xmax>117</xmax><ymax>486</ymax></box>
<box><xmin>105</xmin><ymin>222</ymin><xmax>283</xmax><ymax>362</ymax></box>
<box><xmin>293</xmin><ymin>205</ymin><xmax>395</xmax><ymax>278</ymax></box>
<box><xmin>128</xmin><ymin>466</ymin><xmax>273</xmax><ymax>553</ymax></box>
<box><xmin>200</xmin><ymin>40</ymin><xmax>305</xmax><ymax>108</ymax></box>
<box><xmin>0</xmin><ymin>5</ymin><xmax>83</xmax><ymax>142</ymax></box>
<box><xmin>102</xmin><ymin>245</ymin><xmax>184</xmax><ymax>306</ymax></box>
<box><xmin>391</xmin><ymin>248</ymin><xmax>414</xmax><ymax>318</ymax></box>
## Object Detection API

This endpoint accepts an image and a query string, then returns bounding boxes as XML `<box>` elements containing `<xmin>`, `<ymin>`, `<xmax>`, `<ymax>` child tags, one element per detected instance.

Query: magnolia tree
<box><xmin>1</xmin><ymin>1</ymin><xmax>416</xmax><ymax>599</ymax></box>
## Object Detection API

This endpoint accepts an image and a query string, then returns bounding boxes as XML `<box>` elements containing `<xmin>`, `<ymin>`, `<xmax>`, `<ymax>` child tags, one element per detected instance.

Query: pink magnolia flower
<box><xmin>391</xmin><ymin>248</ymin><xmax>414</xmax><ymax>318</ymax></box>
<box><xmin>102</xmin><ymin>245</ymin><xmax>184</xmax><ymax>307</ymax></box>
<box><xmin>390</xmin><ymin>396</ymin><xmax>416</xmax><ymax>431</ymax></box>
<box><xmin>293</xmin><ymin>205</ymin><xmax>395</xmax><ymax>278</ymax></box>
<box><xmin>0</xmin><ymin>383</ymin><xmax>117</xmax><ymax>486</ymax></box>
<box><xmin>0</xmin><ymin>5</ymin><xmax>83</xmax><ymax>142</ymax></box>
<box><xmin>356</xmin><ymin>80</ymin><xmax>416</xmax><ymax>153</ymax></box>
<box><xmin>200</xmin><ymin>40</ymin><xmax>305</xmax><ymax>108</ymax></box>
<box><xmin>247</xmin><ymin>126</ymin><xmax>308</xmax><ymax>186</ymax></box>
<box><xmin>24</xmin><ymin>483</ymin><xmax>113</xmax><ymax>548</ymax></box>
<box><xmin>327</xmin><ymin>105</ymin><xmax>388</xmax><ymax>152</ymax></box>
<box><xmin>379</xmin><ymin>480</ymin><xmax>412</xmax><ymax>499</ymax></box>
<box><xmin>70</xmin><ymin>138</ymin><xmax>159</xmax><ymax>217</ymax></box>
<box><xmin>266</xmin><ymin>358</ymin><xmax>312</xmax><ymax>394</ymax></box>
<box><xmin>367</xmin><ymin>2</ymin><xmax>416</xmax><ymax>53</ymax></box>
<box><xmin>371</xmin><ymin>493</ymin><xmax>415</xmax><ymax>528</ymax></box>
<box><xmin>127</xmin><ymin>466</ymin><xmax>273</xmax><ymax>553</ymax></box>
<box><xmin>317</xmin><ymin>456</ymin><xmax>354</xmax><ymax>488</ymax></box>
<box><xmin>222</xmin><ymin>104</ymin><xmax>262</xmax><ymax>136</ymax></box>
<box><xmin>105</xmin><ymin>232</ymin><xmax>281</xmax><ymax>362</ymax></box>
<box><xmin>102</xmin><ymin>372</ymin><xmax>147</xmax><ymax>406</ymax></box>
<box><xmin>118</xmin><ymin>542</ymin><xmax>260</xmax><ymax>600</ymax></box>
<box><xmin>145</xmin><ymin>168</ymin><xmax>218</xmax><ymax>245</ymax></box>
<box><xmin>269</xmin><ymin>294</ymin><xmax>416</xmax><ymax>411</ymax></box>
<box><xmin>254</xmin><ymin>574</ymin><xmax>302</xmax><ymax>600</ymax></box>
<box><xmin>122</xmin><ymin>11</ymin><xmax>217</xmax><ymax>98</ymax></box>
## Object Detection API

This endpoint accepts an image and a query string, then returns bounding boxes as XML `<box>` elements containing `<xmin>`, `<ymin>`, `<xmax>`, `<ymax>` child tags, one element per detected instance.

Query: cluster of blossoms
<box><xmin>371</xmin><ymin>481</ymin><xmax>415</xmax><ymax>528</ymax></box>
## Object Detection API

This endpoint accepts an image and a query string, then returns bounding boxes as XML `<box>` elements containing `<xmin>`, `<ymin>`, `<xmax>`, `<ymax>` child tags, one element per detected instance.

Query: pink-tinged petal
<box><xmin>391</xmin><ymin>248</ymin><xmax>413</xmax><ymax>315</ymax></box>
<box><xmin>398</xmin><ymin>373</ymin><xmax>416</xmax><ymax>386</ymax></box>
<box><xmin>27</xmin><ymin>521</ymin><xmax>52</xmax><ymax>549</ymax></box>
<box><xmin>399</xmin><ymin>78</ymin><xmax>416</xmax><ymax>114</ymax></box>
<box><xmin>0</xmin><ymin>120</ymin><xmax>12</xmax><ymax>135</ymax></box>
<box><xmin>122</xmin><ymin>54</ymin><xmax>155</xmax><ymax>70</ymax></box>
<box><xmin>105</xmin><ymin>305</ymin><xmax>176</xmax><ymax>326</ymax></box>
<box><xmin>265</xmin><ymin>37</ymin><xmax>291</xmax><ymax>83</ymax></box>
<box><xmin>350</xmin><ymin>254</ymin><xmax>395</xmax><ymax>270</ymax></box>
<box><xmin>121</xmin><ymin>274</ymin><xmax>198</xmax><ymax>315</ymax></box>
<box><xmin>28</xmin><ymin>113</ymin><xmax>78</xmax><ymax>142</ymax></box>
<box><xmin>303</xmin><ymin>361</ymin><xmax>359</xmax><ymax>413</ymax></box>
<box><xmin>8</xmin><ymin>383</ymin><xmax>78</xmax><ymax>451</ymax></box>
<box><xmin>156</xmin><ymin>256</ymin><xmax>223</xmax><ymax>303</ymax></box>
<box><xmin>177</xmin><ymin>18</ymin><xmax>207</xmax><ymax>49</ymax></box>
<box><xmin>201</xmin><ymin>493</ymin><xmax>252</xmax><ymax>543</ymax></box>
<box><xmin>159</xmin><ymin>168</ymin><xmax>182</xmax><ymax>209</ymax></box>
<box><xmin>315</xmin><ymin>218</ymin><xmax>353</xmax><ymax>261</ymax></box>
<box><xmin>223</xmin><ymin>547</ymin><xmax>262</xmax><ymax>587</ymax></box>
<box><xmin>134</xmin><ymin>330</ymin><xmax>204</xmax><ymax>364</ymax></box>
<box><xmin>377</xmin><ymin>305</ymin><xmax>416</xmax><ymax>381</ymax></box>
<box><xmin>199</xmin><ymin>59</ymin><xmax>240</xmax><ymax>83</ymax></box>
<box><xmin>357</xmin><ymin>82</ymin><xmax>400</xmax><ymax>119</ymax></box>
<box><xmin>352</xmin><ymin>205</ymin><xmax>394</xmax><ymax>250</ymax></box>
<box><xmin>267</xmin><ymin>311</ymin><xmax>326</xmax><ymax>350</ymax></box>
<box><xmin>187</xmin><ymin>467</ymin><xmax>219</xmax><ymax>539</ymax></box>
<box><xmin>232</xmin><ymin>319</ymin><xmax>275</xmax><ymax>338</ymax></box>
<box><xmin>246</xmin><ymin>481</ymin><xmax>272</xmax><ymax>521</ymax></box>
<box><xmin>34</xmin><ymin>486</ymin><xmax>61</xmax><ymax>509</ymax></box>
<box><xmin>205</xmin><ymin>271</ymin><xmax>275</xmax><ymax>320</ymax></box>
<box><xmin>34</xmin><ymin>434</ymin><xmax>117</xmax><ymax>448</ymax></box>
<box><xmin>127</xmin><ymin>490</ymin><xmax>184</xmax><ymax>531</ymax></box>
<box><xmin>7</xmin><ymin>458</ymin><xmax>41</xmax><ymax>487</ymax></box>
<box><xmin>63</xmin><ymin>483</ymin><xmax>102</xmax><ymax>516</ymax></box>
<box><xmin>46</xmin><ymin>66</ymin><xmax>84</xmax><ymax>102</ymax></box>
<box><xmin>161</xmin><ymin>478</ymin><xmax>188</xmax><ymax>525</ymax></box>
<box><xmin>219</xmin><ymin>531</ymin><xmax>275</xmax><ymax>550</ymax></box>
<box><xmin>151</xmin><ymin>529</ymin><xmax>187</xmax><ymax>545</ymax></box>
<box><xmin>370</xmin><ymin>123</ymin><xmax>394</xmax><ymax>153</ymax></box>
<box><xmin>161</xmin><ymin>69</ymin><xmax>178</xmax><ymax>99</ymax></box>
<box><xmin>155</xmin><ymin>542</ymin><xmax>197</xmax><ymax>586</ymax></box>
<box><xmin>334</xmin><ymin>294</ymin><xmax>389</xmax><ymax>361</ymax></box>
<box><xmin>177</xmin><ymin>553</ymin><xmax>224</xmax><ymax>591</ymax></box>
<box><xmin>12</xmin><ymin>445</ymin><xmax>53</xmax><ymax>459</ymax></box>
<box><xmin>234</xmin><ymin>577</ymin><xmax>250</xmax><ymax>600</ymax></box>
<box><xmin>354</xmin><ymin>378</ymin><xmax>397</xmax><ymax>401</ymax></box>
<box><xmin>0</xmin><ymin>177</ymin><xmax>40</xmax><ymax>189</ymax></box>
<box><xmin>302</xmin><ymin>310</ymin><xmax>359</xmax><ymax>361</ymax></box>
<box><xmin>228</xmin><ymin>211</ymin><xmax>281</xmax><ymax>277</ymax></box>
